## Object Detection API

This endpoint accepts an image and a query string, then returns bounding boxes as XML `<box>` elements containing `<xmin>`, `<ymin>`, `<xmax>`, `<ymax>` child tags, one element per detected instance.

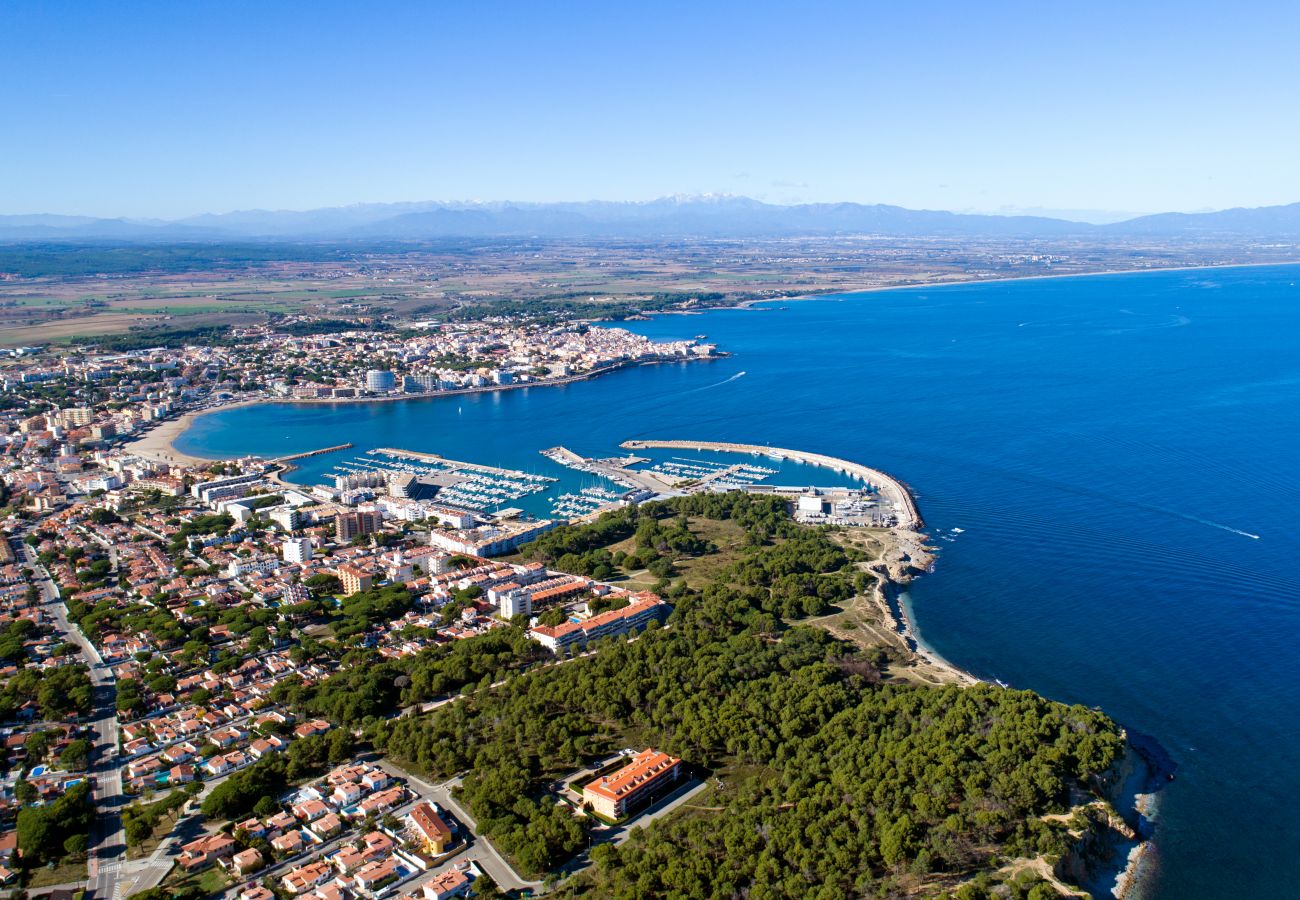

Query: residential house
<box><xmin>420</xmin><ymin>868</ymin><xmax>471</xmax><ymax>900</ymax></box>
<box><xmin>178</xmin><ymin>833</ymin><xmax>237</xmax><ymax>870</ymax></box>
<box><xmin>282</xmin><ymin>859</ymin><xmax>334</xmax><ymax>895</ymax></box>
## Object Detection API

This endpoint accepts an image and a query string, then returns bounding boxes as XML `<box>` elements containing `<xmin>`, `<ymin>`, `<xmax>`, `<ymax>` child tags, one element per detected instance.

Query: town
<box><xmin>0</xmin><ymin>331</ymin><xmax>722</xmax><ymax>900</ymax></box>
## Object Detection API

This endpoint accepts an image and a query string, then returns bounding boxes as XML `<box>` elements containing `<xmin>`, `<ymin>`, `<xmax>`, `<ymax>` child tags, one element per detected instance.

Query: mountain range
<box><xmin>3</xmin><ymin>196</ymin><xmax>1300</xmax><ymax>241</ymax></box>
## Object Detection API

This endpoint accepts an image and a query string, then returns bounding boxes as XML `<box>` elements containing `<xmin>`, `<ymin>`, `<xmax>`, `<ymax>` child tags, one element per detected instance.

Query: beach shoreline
<box><xmin>726</xmin><ymin>257</ymin><xmax>1300</xmax><ymax>309</ymax></box>
<box><xmin>123</xmin><ymin>399</ymin><xmax>263</xmax><ymax>466</ymax></box>
<box><xmin>124</xmin><ymin>356</ymin><xmax>724</xmax><ymax>465</ymax></box>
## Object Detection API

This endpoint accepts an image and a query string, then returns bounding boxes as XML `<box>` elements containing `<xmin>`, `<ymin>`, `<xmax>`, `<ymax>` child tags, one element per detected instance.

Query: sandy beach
<box><xmin>731</xmin><ymin>258</ymin><xmax>1300</xmax><ymax>309</ymax></box>
<box><xmin>124</xmin><ymin>399</ymin><xmax>263</xmax><ymax>467</ymax></box>
<box><xmin>124</xmin><ymin>357</ymin><xmax>728</xmax><ymax>469</ymax></box>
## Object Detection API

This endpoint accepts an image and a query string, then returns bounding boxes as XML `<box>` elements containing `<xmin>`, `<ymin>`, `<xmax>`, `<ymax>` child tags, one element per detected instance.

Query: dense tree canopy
<box><xmin>368</xmin><ymin>498</ymin><xmax>1125</xmax><ymax>890</ymax></box>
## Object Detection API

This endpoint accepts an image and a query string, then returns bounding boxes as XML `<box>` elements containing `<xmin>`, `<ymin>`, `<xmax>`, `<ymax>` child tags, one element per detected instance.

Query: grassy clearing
<box><xmin>164</xmin><ymin>863</ymin><xmax>230</xmax><ymax>894</ymax></box>
<box><xmin>602</xmin><ymin>516</ymin><xmax>775</xmax><ymax>592</ymax></box>
<box><xmin>25</xmin><ymin>857</ymin><xmax>88</xmax><ymax>888</ymax></box>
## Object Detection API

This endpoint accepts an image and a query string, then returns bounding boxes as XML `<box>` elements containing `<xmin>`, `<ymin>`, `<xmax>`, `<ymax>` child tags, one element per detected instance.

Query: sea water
<box><xmin>178</xmin><ymin>263</ymin><xmax>1300</xmax><ymax>898</ymax></box>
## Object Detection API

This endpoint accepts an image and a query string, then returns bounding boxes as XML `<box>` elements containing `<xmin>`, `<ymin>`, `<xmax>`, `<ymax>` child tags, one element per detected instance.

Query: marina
<box><xmin>320</xmin><ymin>449</ymin><xmax>560</xmax><ymax>514</ymax></box>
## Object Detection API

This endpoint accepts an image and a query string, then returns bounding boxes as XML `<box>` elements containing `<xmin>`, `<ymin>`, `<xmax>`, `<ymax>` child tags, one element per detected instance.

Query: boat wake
<box><xmin>679</xmin><ymin>371</ymin><xmax>746</xmax><ymax>394</ymax></box>
<box><xmin>1184</xmin><ymin>516</ymin><xmax>1261</xmax><ymax>540</ymax></box>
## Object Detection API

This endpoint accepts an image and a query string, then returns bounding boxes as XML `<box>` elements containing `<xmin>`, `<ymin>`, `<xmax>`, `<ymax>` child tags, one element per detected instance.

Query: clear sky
<box><xmin>4</xmin><ymin>0</ymin><xmax>1299</xmax><ymax>220</ymax></box>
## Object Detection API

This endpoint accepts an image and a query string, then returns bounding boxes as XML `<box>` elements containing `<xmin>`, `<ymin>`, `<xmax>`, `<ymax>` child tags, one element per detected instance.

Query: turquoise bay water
<box><xmin>179</xmin><ymin>264</ymin><xmax>1300</xmax><ymax>898</ymax></box>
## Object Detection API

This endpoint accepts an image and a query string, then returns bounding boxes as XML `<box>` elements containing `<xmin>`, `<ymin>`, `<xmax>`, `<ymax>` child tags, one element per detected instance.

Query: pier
<box><xmin>620</xmin><ymin>439</ymin><xmax>921</xmax><ymax>528</ymax></box>
<box><xmin>541</xmin><ymin>446</ymin><xmax>679</xmax><ymax>494</ymax></box>
<box><xmin>270</xmin><ymin>443</ymin><xmax>353</xmax><ymax>464</ymax></box>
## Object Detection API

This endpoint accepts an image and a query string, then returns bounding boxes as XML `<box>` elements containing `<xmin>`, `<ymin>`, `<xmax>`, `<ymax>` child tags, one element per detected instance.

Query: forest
<box><xmin>367</xmin><ymin>498</ymin><xmax>1125</xmax><ymax>895</ymax></box>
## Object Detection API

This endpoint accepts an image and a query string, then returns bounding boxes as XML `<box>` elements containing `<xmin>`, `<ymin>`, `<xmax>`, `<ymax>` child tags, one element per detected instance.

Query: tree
<box><xmin>18</xmin><ymin>781</ymin><xmax>92</xmax><ymax>865</ymax></box>
<box><xmin>327</xmin><ymin>728</ymin><xmax>354</xmax><ymax>765</ymax></box>
<box><xmin>14</xmin><ymin>779</ymin><xmax>36</xmax><ymax>806</ymax></box>
<box><xmin>63</xmin><ymin>833</ymin><xmax>88</xmax><ymax>858</ymax></box>
<box><xmin>23</xmin><ymin>732</ymin><xmax>52</xmax><ymax>766</ymax></box>
<box><xmin>124</xmin><ymin>815</ymin><xmax>153</xmax><ymax>847</ymax></box>
<box><xmin>59</xmin><ymin>739</ymin><xmax>91</xmax><ymax>772</ymax></box>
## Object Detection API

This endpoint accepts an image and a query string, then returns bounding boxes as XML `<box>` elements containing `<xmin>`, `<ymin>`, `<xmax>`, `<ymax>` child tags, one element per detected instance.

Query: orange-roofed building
<box><xmin>409</xmin><ymin>801</ymin><xmax>453</xmax><ymax>855</ymax></box>
<box><xmin>528</xmin><ymin>593</ymin><xmax>668</xmax><ymax>653</ymax></box>
<box><xmin>582</xmin><ymin>748</ymin><xmax>682</xmax><ymax>820</ymax></box>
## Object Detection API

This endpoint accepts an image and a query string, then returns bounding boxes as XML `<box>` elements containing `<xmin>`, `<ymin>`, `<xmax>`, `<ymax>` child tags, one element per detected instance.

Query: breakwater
<box><xmin>620</xmin><ymin>439</ymin><xmax>921</xmax><ymax>528</ymax></box>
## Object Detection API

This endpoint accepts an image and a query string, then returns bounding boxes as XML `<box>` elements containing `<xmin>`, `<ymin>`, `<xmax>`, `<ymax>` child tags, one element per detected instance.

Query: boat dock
<box><xmin>371</xmin><ymin>447</ymin><xmax>544</xmax><ymax>482</ymax></box>
<box><xmin>541</xmin><ymin>446</ymin><xmax>679</xmax><ymax>494</ymax></box>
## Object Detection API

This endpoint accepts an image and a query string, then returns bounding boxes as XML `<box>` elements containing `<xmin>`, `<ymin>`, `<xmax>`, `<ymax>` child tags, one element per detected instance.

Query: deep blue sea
<box><xmin>178</xmin><ymin>264</ymin><xmax>1300</xmax><ymax>899</ymax></box>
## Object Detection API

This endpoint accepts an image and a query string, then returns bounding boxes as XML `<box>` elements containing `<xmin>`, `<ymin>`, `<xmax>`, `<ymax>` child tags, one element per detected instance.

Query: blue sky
<box><xmin>3</xmin><ymin>0</ymin><xmax>1298</xmax><ymax>219</ymax></box>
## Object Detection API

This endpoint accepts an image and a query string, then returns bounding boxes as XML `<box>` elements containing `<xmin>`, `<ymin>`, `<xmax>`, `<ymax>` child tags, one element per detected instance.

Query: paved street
<box><xmin>17</xmin><ymin>537</ymin><xmax>126</xmax><ymax>900</ymax></box>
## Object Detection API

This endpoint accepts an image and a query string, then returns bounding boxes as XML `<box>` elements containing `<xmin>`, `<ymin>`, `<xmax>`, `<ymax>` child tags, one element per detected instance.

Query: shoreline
<box><xmin>122</xmin><ymin>400</ymin><xmax>263</xmax><ymax>467</ymax></box>
<box><xmin>125</xmin><ymin>356</ymin><xmax>723</xmax><ymax>465</ymax></box>
<box><xmin>618</xmin><ymin>438</ymin><xmax>978</xmax><ymax>684</ymax></box>
<box><xmin>137</xmin><ymin>259</ymin><xmax>1300</xmax><ymax>467</ymax></box>
<box><xmin>129</xmin><ymin>399</ymin><xmax>1156</xmax><ymax>891</ymax></box>
<box><xmin>726</xmin><ymin>257</ymin><xmax>1300</xmax><ymax>309</ymax></box>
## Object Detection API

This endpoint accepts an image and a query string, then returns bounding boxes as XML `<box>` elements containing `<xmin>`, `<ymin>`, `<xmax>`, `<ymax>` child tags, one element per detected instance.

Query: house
<box><xmin>241</xmin><ymin>887</ymin><xmax>275</xmax><ymax>900</ymax></box>
<box><xmin>308</xmin><ymin>883</ymin><xmax>350</xmax><ymax>900</ymax></box>
<box><xmin>331</xmin><ymin>845</ymin><xmax>368</xmax><ymax>875</ymax></box>
<box><xmin>178</xmin><ymin>833</ymin><xmax>237</xmax><ymax>870</ymax></box>
<box><xmin>355</xmin><ymin>785</ymin><xmax>404</xmax><ymax>817</ymax></box>
<box><xmin>409</xmin><ymin>802</ymin><xmax>453</xmax><ymax>855</ymax></box>
<box><xmin>353</xmin><ymin>857</ymin><xmax>402</xmax><ymax>893</ymax></box>
<box><xmin>295</xmin><ymin>719</ymin><xmax>331</xmax><ymax>739</ymax></box>
<box><xmin>271</xmin><ymin>829</ymin><xmax>309</xmax><ymax>855</ymax></box>
<box><xmin>282</xmin><ymin>859</ymin><xmax>334</xmax><ymax>894</ymax></box>
<box><xmin>360</xmin><ymin>830</ymin><xmax>396</xmax><ymax>858</ymax></box>
<box><xmin>267</xmin><ymin>810</ymin><xmax>298</xmax><ymax>834</ymax></box>
<box><xmin>162</xmin><ymin>744</ymin><xmax>193</xmax><ymax>764</ymax></box>
<box><xmin>420</xmin><ymin>868</ymin><xmax>471</xmax><ymax>900</ymax></box>
<box><xmin>0</xmin><ymin>831</ymin><xmax>18</xmax><ymax>864</ymax></box>
<box><xmin>204</xmin><ymin>754</ymin><xmax>234</xmax><ymax>777</ymax></box>
<box><xmin>293</xmin><ymin>798</ymin><xmax>331</xmax><ymax>822</ymax></box>
<box><xmin>309</xmin><ymin>811</ymin><xmax>345</xmax><ymax>840</ymax></box>
<box><xmin>249</xmin><ymin>736</ymin><xmax>286</xmax><ymax>758</ymax></box>
<box><xmin>208</xmin><ymin>726</ymin><xmax>244</xmax><ymax>748</ymax></box>
<box><xmin>229</xmin><ymin>848</ymin><xmax>264</xmax><ymax>876</ymax></box>
<box><xmin>237</xmin><ymin>817</ymin><xmax>270</xmax><ymax>839</ymax></box>
<box><xmin>360</xmin><ymin>769</ymin><xmax>391</xmax><ymax>792</ymax></box>
<box><xmin>581</xmin><ymin>748</ymin><xmax>682</xmax><ymax>820</ymax></box>
<box><xmin>331</xmin><ymin>782</ymin><xmax>364</xmax><ymax>808</ymax></box>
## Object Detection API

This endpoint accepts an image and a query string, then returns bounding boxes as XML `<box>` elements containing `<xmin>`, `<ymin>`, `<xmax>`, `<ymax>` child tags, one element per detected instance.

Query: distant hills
<box><xmin>4</xmin><ymin>196</ymin><xmax>1300</xmax><ymax>242</ymax></box>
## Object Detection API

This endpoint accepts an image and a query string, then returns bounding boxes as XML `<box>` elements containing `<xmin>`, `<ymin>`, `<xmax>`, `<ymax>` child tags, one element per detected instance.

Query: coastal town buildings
<box><xmin>0</xmin><ymin>318</ymin><xmax>714</xmax><ymax>898</ymax></box>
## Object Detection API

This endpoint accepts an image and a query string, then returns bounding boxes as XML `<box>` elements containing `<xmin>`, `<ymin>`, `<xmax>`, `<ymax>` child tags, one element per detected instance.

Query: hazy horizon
<box><xmin>2</xmin><ymin>194</ymin><xmax>1288</xmax><ymax>226</ymax></box>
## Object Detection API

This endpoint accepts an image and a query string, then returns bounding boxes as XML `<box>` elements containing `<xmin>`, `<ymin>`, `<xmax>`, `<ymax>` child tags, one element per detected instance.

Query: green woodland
<box><xmin>365</xmin><ymin>497</ymin><xmax>1125</xmax><ymax>896</ymax></box>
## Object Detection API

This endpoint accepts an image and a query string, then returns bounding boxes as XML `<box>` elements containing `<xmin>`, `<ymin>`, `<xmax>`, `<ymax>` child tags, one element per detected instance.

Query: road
<box><xmin>377</xmin><ymin>761</ymin><xmax>544</xmax><ymax>894</ymax></box>
<box><xmin>16</xmin><ymin>537</ymin><xmax>126</xmax><ymax>900</ymax></box>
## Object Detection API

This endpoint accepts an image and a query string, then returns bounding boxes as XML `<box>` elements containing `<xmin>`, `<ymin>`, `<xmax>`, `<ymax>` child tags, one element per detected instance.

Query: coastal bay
<box><xmin>175</xmin><ymin>263</ymin><xmax>1300</xmax><ymax>899</ymax></box>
